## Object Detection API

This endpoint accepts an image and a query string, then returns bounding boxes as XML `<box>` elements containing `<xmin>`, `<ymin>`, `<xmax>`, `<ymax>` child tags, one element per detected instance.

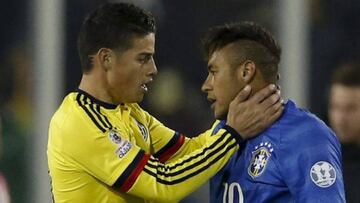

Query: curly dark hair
<box><xmin>77</xmin><ymin>2</ymin><xmax>156</xmax><ymax>72</ymax></box>
<box><xmin>202</xmin><ymin>21</ymin><xmax>281</xmax><ymax>82</ymax></box>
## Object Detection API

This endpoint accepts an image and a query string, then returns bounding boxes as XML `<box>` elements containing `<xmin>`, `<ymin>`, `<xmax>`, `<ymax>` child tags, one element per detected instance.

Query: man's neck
<box><xmin>78</xmin><ymin>74</ymin><xmax>116</xmax><ymax>105</ymax></box>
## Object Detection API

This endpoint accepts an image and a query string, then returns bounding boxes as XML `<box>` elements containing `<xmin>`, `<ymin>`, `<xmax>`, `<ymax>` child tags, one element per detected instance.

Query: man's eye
<box><xmin>210</xmin><ymin>70</ymin><xmax>217</xmax><ymax>75</ymax></box>
<box><xmin>138</xmin><ymin>58</ymin><xmax>146</xmax><ymax>63</ymax></box>
<box><xmin>138</xmin><ymin>55</ymin><xmax>151</xmax><ymax>64</ymax></box>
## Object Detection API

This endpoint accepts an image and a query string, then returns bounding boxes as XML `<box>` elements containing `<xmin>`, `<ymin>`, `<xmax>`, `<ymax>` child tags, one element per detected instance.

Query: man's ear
<box><xmin>97</xmin><ymin>48</ymin><xmax>113</xmax><ymax>70</ymax></box>
<box><xmin>238</xmin><ymin>60</ymin><xmax>256</xmax><ymax>83</ymax></box>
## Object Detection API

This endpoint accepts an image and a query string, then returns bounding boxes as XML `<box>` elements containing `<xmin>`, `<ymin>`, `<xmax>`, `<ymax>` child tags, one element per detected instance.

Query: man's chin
<box><xmin>123</xmin><ymin>95</ymin><xmax>144</xmax><ymax>104</ymax></box>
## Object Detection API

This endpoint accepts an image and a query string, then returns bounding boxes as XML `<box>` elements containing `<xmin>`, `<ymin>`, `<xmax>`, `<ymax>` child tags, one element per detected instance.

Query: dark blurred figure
<box><xmin>310</xmin><ymin>0</ymin><xmax>360</xmax><ymax>117</ymax></box>
<box><xmin>0</xmin><ymin>116</ymin><xmax>11</xmax><ymax>203</ymax></box>
<box><xmin>328</xmin><ymin>63</ymin><xmax>360</xmax><ymax>203</ymax></box>
<box><xmin>0</xmin><ymin>46</ymin><xmax>31</xmax><ymax>203</ymax></box>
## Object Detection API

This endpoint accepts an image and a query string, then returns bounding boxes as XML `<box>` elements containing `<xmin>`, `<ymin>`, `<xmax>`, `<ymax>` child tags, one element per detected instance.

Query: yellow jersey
<box><xmin>47</xmin><ymin>90</ymin><xmax>242</xmax><ymax>203</ymax></box>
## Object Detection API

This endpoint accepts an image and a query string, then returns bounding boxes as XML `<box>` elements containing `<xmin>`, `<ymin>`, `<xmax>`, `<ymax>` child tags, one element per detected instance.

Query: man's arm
<box><xmin>61</xmin><ymin>84</ymin><xmax>282</xmax><ymax>202</ymax></box>
<box><xmin>113</xmin><ymin>125</ymin><xmax>241</xmax><ymax>202</ymax></box>
<box><xmin>110</xmin><ymin>84</ymin><xmax>282</xmax><ymax>202</ymax></box>
<box><xmin>153</xmin><ymin>84</ymin><xmax>283</xmax><ymax>163</ymax></box>
<box><xmin>278</xmin><ymin>126</ymin><xmax>346</xmax><ymax>202</ymax></box>
<box><xmin>110</xmin><ymin>84</ymin><xmax>281</xmax><ymax>202</ymax></box>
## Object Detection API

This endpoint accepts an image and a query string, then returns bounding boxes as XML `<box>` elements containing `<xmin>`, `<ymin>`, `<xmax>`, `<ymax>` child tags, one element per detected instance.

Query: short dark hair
<box><xmin>77</xmin><ymin>2</ymin><xmax>156</xmax><ymax>72</ymax></box>
<box><xmin>202</xmin><ymin>21</ymin><xmax>281</xmax><ymax>82</ymax></box>
<box><xmin>331</xmin><ymin>63</ymin><xmax>360</xmax><ymax>87</ymax></box>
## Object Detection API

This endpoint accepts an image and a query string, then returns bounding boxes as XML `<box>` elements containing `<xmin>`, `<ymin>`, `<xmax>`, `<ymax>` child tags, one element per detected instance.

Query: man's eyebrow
<box><xmin>208</xmin><ymin>64</ymin><xmax>218</xmax><ymax>71</ymax></box>
<box><xmin>138</xmin><ymin>52</ymin><xmax>154</xmax><ymax>56</ymax></box>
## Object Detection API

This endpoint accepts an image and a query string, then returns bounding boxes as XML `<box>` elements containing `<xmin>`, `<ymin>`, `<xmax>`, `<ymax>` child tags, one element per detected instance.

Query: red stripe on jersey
<box><xmin>158</xmin><ymin>134</ymin><xmax>185</xmax><ymax>163</ymax></box>
<box><xmin>120</xmin><ymin>153</ymin><xmax>151</xmax><ymax>192</ymax></box>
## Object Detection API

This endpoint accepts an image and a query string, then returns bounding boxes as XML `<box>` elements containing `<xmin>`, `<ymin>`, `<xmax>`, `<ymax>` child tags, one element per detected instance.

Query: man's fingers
<box><xmin>249</xmin><ymin>84</ymin><xmax>277</xmax><ymax>103</ymax></box>
<box><xmin>265</xmin><ymin>100</ymin><xmax>283</xmax><ymax>115</ymax></box>
<box><xmin>233</xmin><ymin>85</ymin><xmax>252</xmax><ymax>103</ymax></box>
<box><xmin>261</xmin><ymin>93</ymin><xmax>281</xmax><ymax>110</ymax></box>
<box><xmin>266</xmin><ymin>103</ymin><xmax>284</xmax><ymax>123</ymax></box>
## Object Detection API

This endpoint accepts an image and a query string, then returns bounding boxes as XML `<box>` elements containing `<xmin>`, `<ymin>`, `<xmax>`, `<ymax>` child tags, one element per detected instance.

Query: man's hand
<box><xmin>226</xmin><ymin>84</ymin><xmax>284</xmax><ymax>139</ymax></box>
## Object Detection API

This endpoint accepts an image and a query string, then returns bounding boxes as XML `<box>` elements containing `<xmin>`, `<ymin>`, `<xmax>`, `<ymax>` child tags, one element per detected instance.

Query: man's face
<box><xmin>201</xmin><ymin>46</ymin><xmax>245</xmax><ymax>119</ymax></box>
<box><xmin>107</xmin><ymin>33</ymin><xmax>157</xmax><ymax>103</ymax></box>
<box><xmin>329</xmin><ymin>84</ymin><xmax>360</xmax><ymax>144</ymax></box>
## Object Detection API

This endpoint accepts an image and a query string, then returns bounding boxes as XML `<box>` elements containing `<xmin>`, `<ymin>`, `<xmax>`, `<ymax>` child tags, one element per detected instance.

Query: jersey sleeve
<box><xmin>144</xmin><ymin>112</ymin><xmax>185</xmax><ymax>163</ymax></box>
<box><xmin>49</xmin><ymin>117</ymin><xmax>143</xmax><ymax>187</ymax></box>
<box><xmin>143</xmin><ymin>106</ymin><xmax>221</xmax><ymax>163</ymax></box>
<box><xmin>54</xmin><ymin>105</ymin><xmax>243</xmax><ymax>202</ymax></box>
<box><xmin>164</xmin><ymin>120</ymin><xmax>225</xmax><ymax>163</ymax></box>
<box><xmin>121</xmin><ymin>125</ymin><xmax>242</xmax><ymax>202</ymax></box>
<box><xmin>277</xmin><ymin>124</ymin><xmax>346</xmax><ymax>202</ymax></box>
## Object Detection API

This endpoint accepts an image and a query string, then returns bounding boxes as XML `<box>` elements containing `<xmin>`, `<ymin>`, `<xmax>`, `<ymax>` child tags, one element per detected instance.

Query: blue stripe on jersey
<box><xmin>211</xmin><ymin>120</ymin><xmax>226</xmax><ymax>135</ymax></box>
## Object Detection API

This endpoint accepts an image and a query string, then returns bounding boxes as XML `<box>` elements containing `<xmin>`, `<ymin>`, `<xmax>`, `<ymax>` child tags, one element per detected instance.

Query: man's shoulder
<box><xmin>270</xmin><ymin>100</ymin><xmax>338</xmax><ymax>147</ymax></box>
<box><xmin>50</xmin><ymin>92</ymin><xmax>100</xmax><ymax>134</ymax></box>
<box><xmin>280</xmin><ymin>100</ymin><xmax>330</xmax><ymax>133</ymax></box>
<box><xmin>48</xmin><ymin>92</ymin><xmax>113</xmax><ymax>156</ymax></box>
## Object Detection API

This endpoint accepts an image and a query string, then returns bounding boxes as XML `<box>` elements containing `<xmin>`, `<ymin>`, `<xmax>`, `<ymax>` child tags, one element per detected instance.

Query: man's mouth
<box><xmin>141</xmin><ymin>84</ymin><xmax>148</xmax><ymax>92</ymax></box>
<box><xmin>207</xmin><ymin>98</ymin><xmax>216</xmax><ymax>108</ymax></box>
<box><xmin>141</xmin><ymin>78</ymin><xmax>154</xmax><ymax>93</ymax></box>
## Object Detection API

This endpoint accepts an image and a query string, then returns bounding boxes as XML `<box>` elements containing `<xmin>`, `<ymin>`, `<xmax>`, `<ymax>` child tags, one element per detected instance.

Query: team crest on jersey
<box><xmin>136</xmin><ymin>120</ymin><xmax>149</xmax><ymax>141</ymax></box>
<box><xmin>248</xmin><ymin>142</ymin><xmax>274</xmax><ymax>178</ymax></box>
<box><xmin>310</xmin><ymin>161</ymin><xmax>336</xmax><ymax>188</ymax></box>
<box><xmin>109</xmin><ymin>129</ymin><xmax>122</xmax><ymax>144</ymax></box>
<box><xmin>108</xmin><ymin>129</ymin><xmax>132</xmax><ymax>158</ymax></box>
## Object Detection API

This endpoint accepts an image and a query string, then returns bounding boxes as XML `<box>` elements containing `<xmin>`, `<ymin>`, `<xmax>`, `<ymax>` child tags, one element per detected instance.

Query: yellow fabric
<box><xmin>48</xmin><ymin>92</ymin><xmax>239</xmax><ymax>203</ymax></box>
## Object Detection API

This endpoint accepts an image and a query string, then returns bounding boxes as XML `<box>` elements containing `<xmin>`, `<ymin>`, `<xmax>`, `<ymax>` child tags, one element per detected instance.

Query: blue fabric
<box><xmin>210</xmin><ymin>100</ymin><xmax>345</xmax><ymax>203</ymax></box>
<box><xmin>212</xmin><ymin>120</ymin><xmax>227</xmax><ymax>135</ymax></box>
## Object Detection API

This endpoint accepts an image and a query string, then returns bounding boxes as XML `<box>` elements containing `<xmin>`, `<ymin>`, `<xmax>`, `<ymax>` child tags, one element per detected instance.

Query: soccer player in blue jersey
<box><xmin>201</xmin><ymin>21</ymin><xmax>346</xmax><ymax>202</ymax></box>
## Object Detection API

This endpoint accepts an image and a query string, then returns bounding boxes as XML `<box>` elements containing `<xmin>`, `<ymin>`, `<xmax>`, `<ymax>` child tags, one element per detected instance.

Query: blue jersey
<box><xmin>210</xmin><ymin>100</ymin><xmax>345</xmax><ymax>203</ymax></box>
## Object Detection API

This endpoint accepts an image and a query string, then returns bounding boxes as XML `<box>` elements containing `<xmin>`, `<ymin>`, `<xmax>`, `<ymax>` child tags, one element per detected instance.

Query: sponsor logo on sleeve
<box><xmin>115</xmin><ymin>142</ymin><xmax>132</xmax><ymax>158</ymax></box>
<box><xmin>310</xmin><ymin>161</ymin><xmax>336</xmax><ymax>188</ymax></box>
<box><xmin>109</xmin><ymin>129</ymin><xmax>132</xmax><ymax>158</ymax></box>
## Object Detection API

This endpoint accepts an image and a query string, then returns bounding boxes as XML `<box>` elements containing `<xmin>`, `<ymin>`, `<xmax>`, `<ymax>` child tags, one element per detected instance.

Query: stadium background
<box><xmin>0</xmin><ymin>0</ymin><xmax>359</xmax><ymax>202</ymax></box>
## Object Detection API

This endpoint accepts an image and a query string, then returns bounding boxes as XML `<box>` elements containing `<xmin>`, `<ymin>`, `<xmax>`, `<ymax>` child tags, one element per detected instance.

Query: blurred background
<box><xmin>0</xmin><ymin>0</ymin><xmax>360</xmax><ymax>202</ymax></box>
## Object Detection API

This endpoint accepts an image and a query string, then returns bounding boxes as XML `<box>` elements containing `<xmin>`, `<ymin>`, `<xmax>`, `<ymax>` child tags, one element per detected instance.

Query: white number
<box><xmin>222</xmin><ymin>182</ymin><xmax>244</xmax><ymax>203</ymax></box>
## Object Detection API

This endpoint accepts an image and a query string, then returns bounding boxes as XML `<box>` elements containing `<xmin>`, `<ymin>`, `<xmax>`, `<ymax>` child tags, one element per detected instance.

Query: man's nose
<box><xmin>149</xmin><ymin>60</ymin><xmax>158</xmax><ymax>77</ymax></box>
<box><xmin>201</xmin><ymin>75</ymin><xmax>212</xmax><ymax>93</ymax></box>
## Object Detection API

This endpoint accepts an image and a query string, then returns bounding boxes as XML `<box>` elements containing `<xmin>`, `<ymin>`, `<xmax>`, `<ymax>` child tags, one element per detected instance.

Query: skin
<box><xmin>78</xmin><ymin>33</ymin><xmax>282</xmax><ymax>139</ymax></box>
<box><xmin>202</xmin><ymin>45</ymin><xmax>244</xmax><ymax>119</ymax></box>
<box><xmin>329</xmin><ymin>84</ymin><xmax>360</xmax><ymax>145</ymax></box>
<box><xmin>79</xmin><ymin>33</ymin><xmax>157</xmax><ymax>104</ymax></box>
<box><xmin>202</xmin><ymin>43</ymin><xmax>283</xmax><ymax>125</ymax></box>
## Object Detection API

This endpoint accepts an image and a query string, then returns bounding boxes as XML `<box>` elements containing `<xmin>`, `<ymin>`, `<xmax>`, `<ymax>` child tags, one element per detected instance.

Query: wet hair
<box><xmin>77</xmin><ymin>2</ymin><xmax>155</xmax><ymax>72</ymax></box>
<box><xmin>331</xmin><ymin>63</ymin><xmax>360</xmax><ymax>87</ymax></box>
<box><xmin>202</xmin><ymin>21</ymin><xmax>281</xmax><ymax>82</ymax></box>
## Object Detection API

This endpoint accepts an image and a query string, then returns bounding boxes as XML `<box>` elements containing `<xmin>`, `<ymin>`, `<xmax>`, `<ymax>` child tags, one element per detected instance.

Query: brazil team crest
<box><xmin>248</xmin><ymin>142</ymin><xmax>274</xmax><ymax>178</ymax></box>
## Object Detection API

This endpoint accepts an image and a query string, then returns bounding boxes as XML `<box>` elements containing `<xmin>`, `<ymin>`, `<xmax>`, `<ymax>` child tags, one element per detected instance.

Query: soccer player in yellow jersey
<box><xmin>47</xmin><ymin>3</ymin><xmax>283</xmax><ymax>203</ymax></box>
